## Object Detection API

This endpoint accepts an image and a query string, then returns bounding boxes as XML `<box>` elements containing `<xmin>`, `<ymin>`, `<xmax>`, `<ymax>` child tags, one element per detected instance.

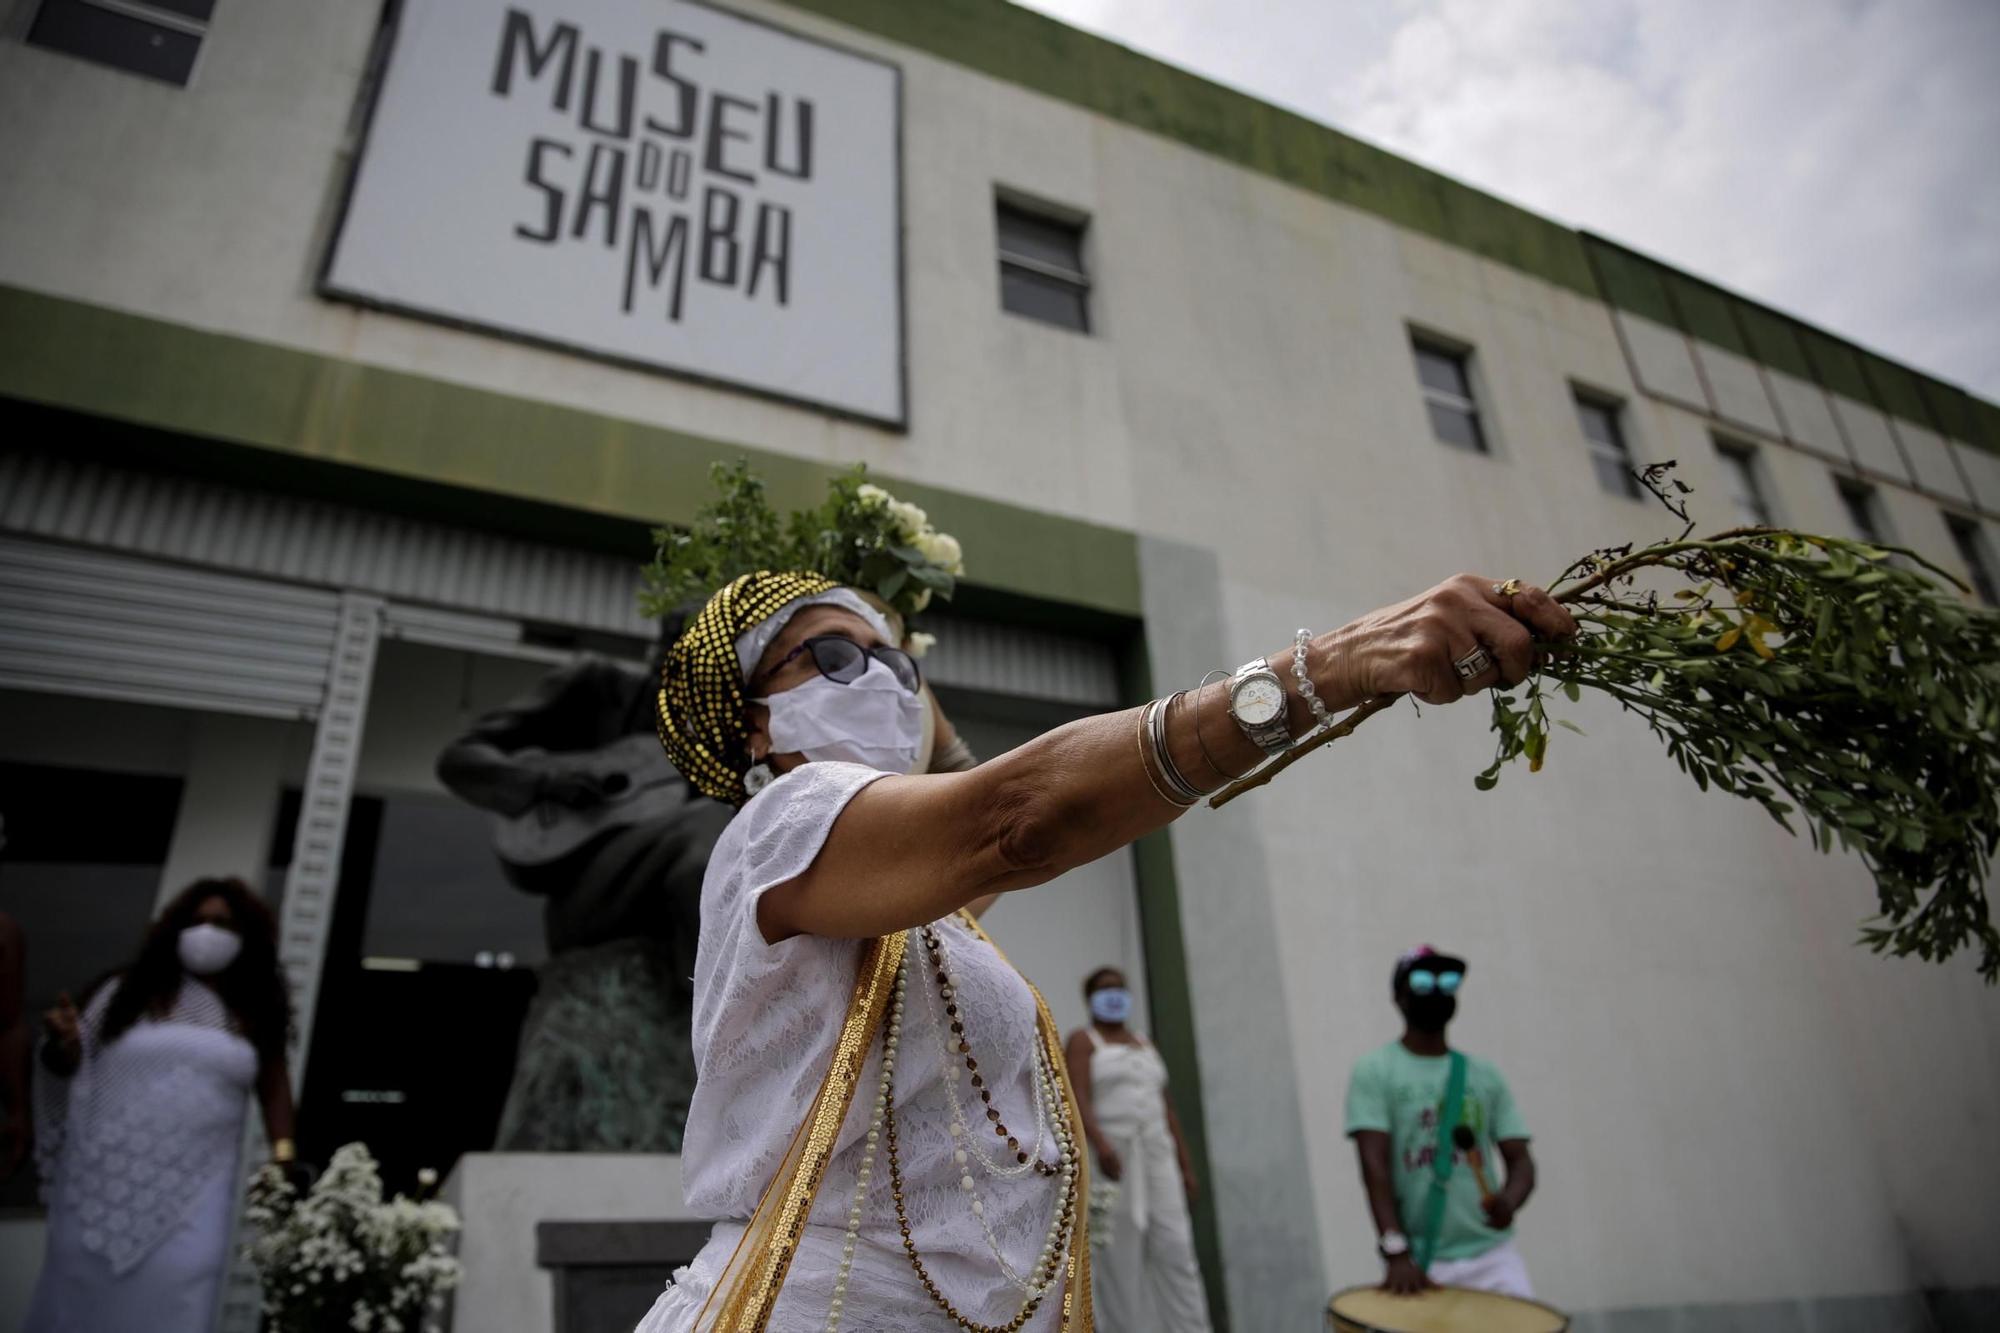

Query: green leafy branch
<box><xmin>1213</xmin><ymin>463</ymin><xmax>2000</xmax><ymax>981</ymax></box>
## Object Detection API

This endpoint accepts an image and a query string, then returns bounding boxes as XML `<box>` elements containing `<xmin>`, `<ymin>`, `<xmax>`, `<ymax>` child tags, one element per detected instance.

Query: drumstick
<box><xmin>1452</xmin><ymin>1125</ymin><xmax>1497</xmax><ymax>1205</ymax></box>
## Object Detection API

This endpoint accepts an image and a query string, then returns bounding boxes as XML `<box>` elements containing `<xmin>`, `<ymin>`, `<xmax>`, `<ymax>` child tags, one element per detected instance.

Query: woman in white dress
<box><xmin>633</xmin><ymin>567</ymin><xmax>1574</xmax><ymax>1331</ymax></box>
<box><xmin>27</xmin><ymin>876</ymin><xmax>298</xmax><ymax>1333</ymax></box>
<box><xmin>1065</xmin><ymin>967</ymin><xmax>1210</xmax><ymax>1331</ymax></box>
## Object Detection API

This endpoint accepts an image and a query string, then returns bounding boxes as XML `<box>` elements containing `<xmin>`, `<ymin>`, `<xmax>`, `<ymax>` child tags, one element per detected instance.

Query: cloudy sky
<box><xmin>1015</xmin><ymin>0</ymin><xmax>2000</xmax><ymax>401</ymax></box>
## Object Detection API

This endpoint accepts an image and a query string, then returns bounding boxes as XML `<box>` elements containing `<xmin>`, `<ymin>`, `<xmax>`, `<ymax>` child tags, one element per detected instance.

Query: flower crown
<box><xmin>640</xmin><ymin>461</ymin><xmax>965</xmax><ymax>654</ymax></box>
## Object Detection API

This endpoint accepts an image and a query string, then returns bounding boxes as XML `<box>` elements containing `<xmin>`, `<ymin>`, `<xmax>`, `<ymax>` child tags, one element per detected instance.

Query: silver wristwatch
<box><xmin>1377</xmin><ymin>1229</ymin><xmax>1411</xmax><ymax>1259</ymax></box>
<box><xmin>1227</xmin><ymin>658</ymin><xmax>1291</xmax><ymax>754</ymax></box>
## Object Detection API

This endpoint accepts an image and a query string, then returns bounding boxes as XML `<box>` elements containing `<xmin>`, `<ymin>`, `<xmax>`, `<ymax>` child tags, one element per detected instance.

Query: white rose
<box><xmin>906</xmin><ymin>631</ymin><xmax>937</xmax><ymax>659</ymax></box>
<box><xmin>926</xmin><ymin>531</ymin><xmax>964</xmax><ymax>574</ymax></box>
<box><xmin>887</xmin><ymin>500</ymin><xmax>928</xmax><ymax>541</ymax></box>
<box><xmin>856</xmin><ymin>483</ymin><xmax>890</xmax><ymax>509</ymax></box>
<box><xmin>910</xmin><ymin>587</ymin><xmax>933</xmax><ymax>613</ymax></box>
<box><xmin>416</xmin><ymin>1168</ymin><xmax>438</xmax><ymax>1189</ymax></box>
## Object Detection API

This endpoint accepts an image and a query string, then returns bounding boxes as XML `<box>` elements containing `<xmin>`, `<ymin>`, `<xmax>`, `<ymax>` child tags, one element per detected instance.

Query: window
<box><xmin>1574</xmin><ymin>391</ymin><xmax>1639</xmax><ymax>498</ymax></box>
<box><xmin>1715</xmin><ymin>441</ymin><xmax>1773</xmax><ymax>527</ymax></box>
<box><xmin>1412</xmin><ymin>338</ymin><xmax>1486</xmax><ymax>452</ymax></box>
<box><xmin>1946</xmin><ymin>514</ymin><xmax>1999</xmax><ymax>605</ymax></box>
<box><xmin>27</xmin><ymin>0</ymin><xmax>212</xmax><ymax>86</ymax></box>
<box><xmin>996</xmin><ymin>200</ymin><xmax>1089</xmax><ymax>332</ymax></box>
<box><xmin>1835</xmin><ymin>477</ymin><xmax>1886</xmax><ymax>545</ymax></box>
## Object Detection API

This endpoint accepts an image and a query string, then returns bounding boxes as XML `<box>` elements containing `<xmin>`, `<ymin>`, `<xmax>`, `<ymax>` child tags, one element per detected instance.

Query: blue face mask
<box><xmin>1089</xmin><ymin>987</ymin><xmax>1133</xmax><ymax>1024</ymax></box>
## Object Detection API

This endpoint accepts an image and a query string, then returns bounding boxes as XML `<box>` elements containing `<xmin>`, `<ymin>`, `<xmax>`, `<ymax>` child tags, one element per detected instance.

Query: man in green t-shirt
<box><xmin>1344</xmin><ymin>946</ymin><xmax>1537</xmax><ymax>1297</ymax></box>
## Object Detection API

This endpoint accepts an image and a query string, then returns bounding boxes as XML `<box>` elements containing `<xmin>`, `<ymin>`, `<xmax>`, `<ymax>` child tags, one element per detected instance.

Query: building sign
<box><xmin>323</xmin><ymin>0</ymin><xmax>904</xmax><ymax>425</ymax></box>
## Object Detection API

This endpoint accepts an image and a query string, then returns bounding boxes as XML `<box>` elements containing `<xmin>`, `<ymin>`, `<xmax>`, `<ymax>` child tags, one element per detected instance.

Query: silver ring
<box><xmin>1453</xmin><ymin>646</ymin><xmax>1495</xmax><ymax>681</ymax></box>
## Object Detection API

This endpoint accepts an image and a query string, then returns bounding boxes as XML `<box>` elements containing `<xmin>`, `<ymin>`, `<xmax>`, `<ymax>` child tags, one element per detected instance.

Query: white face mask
<box><xmin>757</xmin><ymin>657</ymin><xmax>925</xmax><ymax>775</ymax></box>
<box><xmin>178</xmin><ymin>923</ymin><xmax>242</xmax><ymax>976</ymax></box>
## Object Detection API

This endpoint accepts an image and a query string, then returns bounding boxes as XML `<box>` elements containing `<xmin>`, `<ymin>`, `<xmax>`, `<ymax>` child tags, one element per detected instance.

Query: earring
<box><xmin>744</xmin><ymin>761</ymin><xmax>775</xmax><ymax>796</ymax></box>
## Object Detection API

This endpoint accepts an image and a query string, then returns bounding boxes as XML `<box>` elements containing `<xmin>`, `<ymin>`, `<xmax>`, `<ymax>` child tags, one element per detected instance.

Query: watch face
<box><xmin>1231</xmin><ymin>676</ymin><xmax>1285</xmax><ymax>726</ymax></box>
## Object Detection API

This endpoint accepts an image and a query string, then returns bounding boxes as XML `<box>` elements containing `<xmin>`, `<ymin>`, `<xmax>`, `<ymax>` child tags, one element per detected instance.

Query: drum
<box><xmin>1327</xmin><ymin>1284</ymin><xmax>1569</xmax><ymax>1333</ymax></box>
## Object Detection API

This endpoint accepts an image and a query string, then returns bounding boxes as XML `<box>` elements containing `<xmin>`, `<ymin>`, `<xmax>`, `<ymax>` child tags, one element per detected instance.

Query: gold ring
<box><xmin>1494</xmin><ymin>579</ymin><xmax>1524</xmax><ymax>598</ymax></box>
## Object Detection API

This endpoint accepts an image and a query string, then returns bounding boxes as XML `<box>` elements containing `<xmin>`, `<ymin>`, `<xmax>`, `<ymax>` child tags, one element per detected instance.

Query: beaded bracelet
<box><xmin>1293</xmin><ymin>629</ymin><xmax>1333</xmax><ymax>738</ymax></box>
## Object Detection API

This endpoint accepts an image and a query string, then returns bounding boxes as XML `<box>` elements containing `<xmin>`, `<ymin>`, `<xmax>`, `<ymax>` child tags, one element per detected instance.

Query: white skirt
<box><xmin>634</xmin><ymin>1222</ymin><xmax>1070</xmax><ymax>1333</ymax></box>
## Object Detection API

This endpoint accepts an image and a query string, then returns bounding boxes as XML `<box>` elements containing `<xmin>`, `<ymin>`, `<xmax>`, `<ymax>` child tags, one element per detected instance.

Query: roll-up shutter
<box><xmin>0</xmin><ymin>535</ymin><xmax>340</xmax><ymax>719</ymax></box>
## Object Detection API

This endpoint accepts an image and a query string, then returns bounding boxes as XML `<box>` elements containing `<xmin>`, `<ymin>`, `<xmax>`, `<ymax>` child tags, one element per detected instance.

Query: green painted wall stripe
<box><xmin>1732</xmin><ymin>303</ymin><xmax>1815</xmax><ymax>382</ymax></box>
<box><xmin>0</xmin><ymin>284</ymin><xmax>1141</xmax><ymax>617</ymax></box>
<box><xmin>1575</xmin><ymin>234</ymin><xmax>1997</xmax><ymax>448</ymax></box>
<box><xmin>1923</xmin><ymin>382</ymin><xmax>1982</xmax><ymax>446</ymax></box>
<box><xmin>1976</xmin><ymin>400</ymin><xmax>2000</xmax><ymax>455</ymax></box>
<box><xmin>782</xmin><ymin>0</ymin><xmax>1596</xmax><ymax>297</ymax></box>
<box><xmin>1662</xmin><ymin>272</ymin><xmax>1749</xmax><ymax>358</ymax></box>
<box><xmin>1796</xmin><ymin>327</ymin><xmax>1874</xmax><ymax>404</ymax></box>
<box><xmin>1582</xmin><ymin>239</ymin><xmax>1675</xmax><ymax>327</ymax></box>
<box><xmin>1116</xmin><ymin>636</ymin><xmax>1230</xmax><ymax>1330</ymax></box>
<box><xmin>1860</xmin><ymin>354</ymin><xmax>1933</xmax><ymax>427</ymax></box>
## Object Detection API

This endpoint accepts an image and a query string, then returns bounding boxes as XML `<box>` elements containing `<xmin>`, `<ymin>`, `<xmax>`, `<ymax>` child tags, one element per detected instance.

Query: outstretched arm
<box><xmin>759</xmin><ymin>575</ymin><xmax>1575</xmax><ymax>943</ymax></box>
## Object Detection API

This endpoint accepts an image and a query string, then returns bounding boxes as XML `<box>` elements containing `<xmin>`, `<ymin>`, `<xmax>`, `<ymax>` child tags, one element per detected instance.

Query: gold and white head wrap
<box><xmin>656</xmin><ymin>569</ymin><xmax>846</xmax><ymax>804</ymax></box>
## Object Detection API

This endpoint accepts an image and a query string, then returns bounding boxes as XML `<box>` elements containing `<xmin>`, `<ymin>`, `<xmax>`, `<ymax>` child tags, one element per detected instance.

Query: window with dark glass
<box><xmin>1412</xmin><ymin>339</ymin><xmax>1486</xmax><ymax>452</ymax></box>
<box><xmin>27</xmin><ymin>0</ymin><xmax>213</xmax><ymax>86</ymax></box>
<box><xmin>1946</xmin><ymin>513</ymin><xmax>1999</xmax><ymax>605</ymax></box>
<box><xmin>1835</xmin><ymin>476</ymin><xmax>1886</xmax><ymax>545</ymax></box>
<box><xmin>1715</xmin><ymin>441</ymin><xmax>1773</xmax><ymax>527</ymax></box>
<box><xmin>996</xmin><ymin>200</ymin><xmax>1089</xmax><ymax>332</ymax></box>
<box><xmin>1574</xmin><ymin>390</ymin><xmax>1639</xmax><ymax>498</ymax></box>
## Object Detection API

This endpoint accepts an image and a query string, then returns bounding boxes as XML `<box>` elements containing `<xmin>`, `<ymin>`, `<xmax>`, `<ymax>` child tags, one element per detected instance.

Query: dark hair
<box><xmin>101</xmin><ymin>877</ymin><xmax>292</xmax><ymax>1064</ymax></box>
<box><xmin>1082</xmin><ymin>965</ymin><xmax>1123</xmax><ymax>998</ymax></box>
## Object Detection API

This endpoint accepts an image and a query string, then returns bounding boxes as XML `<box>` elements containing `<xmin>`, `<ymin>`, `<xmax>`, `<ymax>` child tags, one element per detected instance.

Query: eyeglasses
<box><xmin>755</xmin><ymin>634</ymin><xmax>921</xmax><ymax>695</ymax></box>
<box><xmin>1406</xmin><ymin>969</ymin><xmax>1463</xmax><ymax>997</ymax></box>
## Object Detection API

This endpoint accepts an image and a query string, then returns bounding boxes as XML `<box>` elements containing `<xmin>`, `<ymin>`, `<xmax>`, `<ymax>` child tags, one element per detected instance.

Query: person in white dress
<box><xmin>1065</xmin><ymin>967</ymin><xmax>1211</xmax><ymax>1331</ymax></box>
<box><xmin>630</xmin><ymin>567</ymin><xmax>1575</xmax><ymax>1331</ymax></box>
<box><xmin>26</xmin><ymin>876</ymin><xmax>298</xmax><ymax>1333</ymax></box>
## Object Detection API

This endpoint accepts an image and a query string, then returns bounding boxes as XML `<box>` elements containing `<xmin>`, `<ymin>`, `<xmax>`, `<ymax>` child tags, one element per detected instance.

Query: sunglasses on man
<box><xmin>755</xmin><ymin>634</ymin><xmax>922</xmax><ymax>695</ymax></box>
<box><xmin>1405</xmin><ymin>969</ymin><xmax>1463</xmax><ymax>997</ymax></box>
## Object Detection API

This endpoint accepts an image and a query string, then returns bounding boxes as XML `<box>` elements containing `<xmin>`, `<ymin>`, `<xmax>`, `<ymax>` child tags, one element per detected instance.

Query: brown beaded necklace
<box><xmin>879</xmin><ymin>924</ymin><xmax>1080</xmax><ymax>1332</ymax></box>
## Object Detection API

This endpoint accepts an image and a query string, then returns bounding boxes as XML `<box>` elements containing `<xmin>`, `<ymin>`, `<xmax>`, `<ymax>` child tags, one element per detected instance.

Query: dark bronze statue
<box><xmin>436</xmin><ymin>653</ymin><xmax>728</xmax><ymax>1152</ymax></box>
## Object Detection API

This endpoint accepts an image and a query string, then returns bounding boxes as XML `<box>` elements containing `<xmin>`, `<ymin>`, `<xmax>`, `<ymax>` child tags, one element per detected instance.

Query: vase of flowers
<box><xmin>243</xmin><ymin>1143</ymin><xmax>462</xmax><ymax>1333</ymax></box>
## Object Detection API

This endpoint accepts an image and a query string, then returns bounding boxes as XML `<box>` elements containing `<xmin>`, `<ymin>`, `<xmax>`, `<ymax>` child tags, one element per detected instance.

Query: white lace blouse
<box><xmin>636</xmin><ymin>762</ymin><xmax>1071</xmax><ymax>1332</ymax></box>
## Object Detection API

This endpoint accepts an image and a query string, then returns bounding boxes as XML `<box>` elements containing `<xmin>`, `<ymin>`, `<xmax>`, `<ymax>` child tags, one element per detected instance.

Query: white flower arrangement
<box><xmin>642</xmin><ymin>461</ymin><xmax>967</xmax><ymax>628</ymax></box>
<box><xmin>245</xmin><ymin>1143</ymin><xmax>462</xmax><ymax>1333</ymax></box>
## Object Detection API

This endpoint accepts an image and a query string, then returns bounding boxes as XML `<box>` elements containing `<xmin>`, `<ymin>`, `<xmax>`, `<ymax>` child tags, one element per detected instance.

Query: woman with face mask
<box><xmin>26</xmin><ymin>876</ymin><xmax>296</xmax><ymax>1333</ymax></box>
<box><xmin>1065</xmin><ymin>967</ymin><xmax>1211</xmax><ymax>1332</ymax></box>
<box><xmin>635</xmin><ymin>566</ymin><xmax>1575</xmax><ymax>1332</ymax></box>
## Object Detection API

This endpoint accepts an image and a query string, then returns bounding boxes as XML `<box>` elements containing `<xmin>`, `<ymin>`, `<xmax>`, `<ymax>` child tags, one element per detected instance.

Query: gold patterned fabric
<box><xmin>656</xmin><ymin>569</ymin><xmax>839</xmax><ymax>805</ymax></box>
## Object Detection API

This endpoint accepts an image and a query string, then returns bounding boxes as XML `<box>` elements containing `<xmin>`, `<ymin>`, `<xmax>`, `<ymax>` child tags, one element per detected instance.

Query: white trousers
<box><xmin>1426</xmin><ymin>1237</ymin><xmax>1535</xmax><ymax>1298</ymax></box>
<box><xmin>1090</xmin><ymin>1123</ymin><xmax>1211</xmax><ymax>1333</ymax></box>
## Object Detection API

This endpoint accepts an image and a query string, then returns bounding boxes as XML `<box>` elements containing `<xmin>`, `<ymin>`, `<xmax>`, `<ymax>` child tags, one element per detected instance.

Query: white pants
<box><xmin>1426</xmin><ymin>1237</ymin><xmax>1534</xmax><ymax>1298</ymax></box>
<box><xmin>1090</xmin><ymin>1124</ymin><xmax>1212</xmax><ymax>1333</ymax></box>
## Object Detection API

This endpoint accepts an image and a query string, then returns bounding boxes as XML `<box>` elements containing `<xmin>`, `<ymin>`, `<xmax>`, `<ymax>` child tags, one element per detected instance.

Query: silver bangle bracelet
<box><xmin>1147</xmin><ymin>694</ymin><xmax>1210</xmax><ymax>804</ymax></box>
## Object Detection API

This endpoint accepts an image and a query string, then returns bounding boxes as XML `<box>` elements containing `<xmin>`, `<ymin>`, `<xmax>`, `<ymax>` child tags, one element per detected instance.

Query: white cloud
<box><xmin>1016</xmin><ymin>0</ymin><xmax>2000</xmax><ymax>400</ymax></box>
